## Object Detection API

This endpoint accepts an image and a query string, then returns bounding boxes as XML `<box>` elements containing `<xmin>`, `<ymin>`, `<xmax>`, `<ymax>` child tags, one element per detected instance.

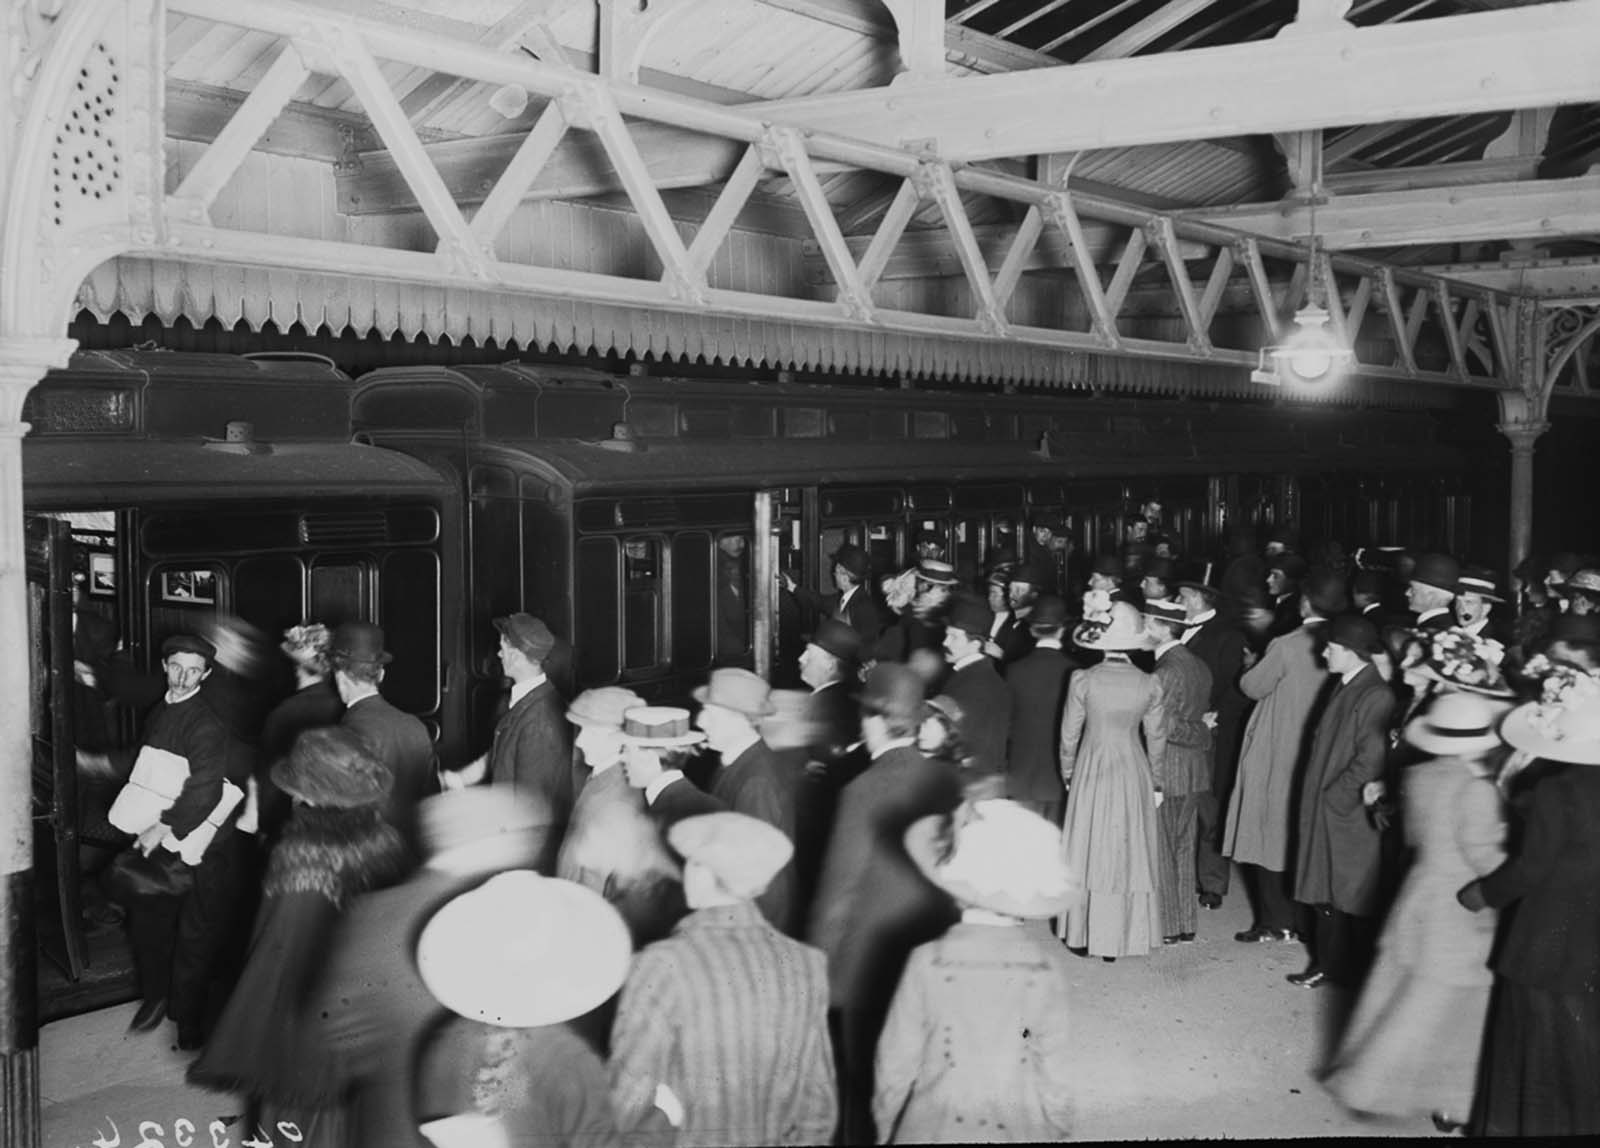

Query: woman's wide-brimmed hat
<box><xmin>692</xmin><ymin>667</ymin><xmax>776</xmax><ymax>719</ymax></box>
<box><xmin>1404</xmin><ymin>692</ymin><xmax>1511</xmax><ymax>756</ymax></box>
<box><xmin>416</xmin><ymin>871</ymin><xmax>631</xmax><ymax>1027</ymax></box>
<box><xmin>1073</xmin><ymin>600</ymin><xmax>1153</xmax><ymax>651</ymax></box>
<box><xmin>271</xmin><ymin>727</ymin><xmax>392</xmax><ymax>809</ymax></box>
<box><xmin>618</xmin><ymin>705</ymin><xmax>707</xmax><ymax>748</ymax></box>
<box><xmin>1500</xmin><ymin>666</ymin><xmax>1600</xmax><ymax>765</ymax></box>
<box><xmin>1410</xmin><ymin>628</ymin><xmax>1514</xmax><ymax>697</ymax></box>
<box><xmin>904</xmin><ymin>799</ymin><xmax>1070</xmax><ymax>919</ymax></box>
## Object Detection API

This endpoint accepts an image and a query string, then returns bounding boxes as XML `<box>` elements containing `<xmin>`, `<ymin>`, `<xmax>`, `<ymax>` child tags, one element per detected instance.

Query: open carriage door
<box><xmin>756</xmin><ymin>487</ymin><xmax>811</xmax><ymax>689</ymax></box>
<box><xmin>24</xmin><ymin>515</ymin><xmax>85</xmax><ymax>981</ymax></box>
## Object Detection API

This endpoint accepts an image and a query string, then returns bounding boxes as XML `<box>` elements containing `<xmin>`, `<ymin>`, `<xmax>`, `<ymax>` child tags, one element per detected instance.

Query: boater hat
<box><xmin>1404</xmin><ymin>692</ymin><xmax>1510</xmax><ymax>757</ymax></box>
<box><xmin>1410</xmin><ymin>553</ymin><xmax>1461</xmax><ymax>595</ymax></box>
<box><xmin>1456</xmin><ymin>566</ymin><xmax>1504</xmax><ymax>604</ymax></box>
<box><xmin>416</xmin><ymin>871</ymin><xmax>631</xmax><ymax>1027</ymax></box>
<box><xmin>905</xmin><ymin>799</ymin><xmax>1070</xmax><ymax>919</ymax></box>
<box><xmin>915</xmin><ymin>558</ymin><xmax>961</xmax><ymax>587</ymax></box>
<box><xmin>618</xmin><ymin>705</ymin><xmax>707</xmax><ymax>748</ymax></box>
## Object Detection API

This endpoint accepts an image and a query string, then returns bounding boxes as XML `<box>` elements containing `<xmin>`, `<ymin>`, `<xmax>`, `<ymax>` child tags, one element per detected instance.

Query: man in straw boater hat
<box><xmin>1457</xmin><ymin>666</ymin><xmax>1600</xmax><ymax>1137</ymax></box>
<box><xmin>809</xmin><ymin>662</ymin><xmax>964</xmax><ymax>1146</ymax></box>
<box><xmin>556</xmin><ymin>686</ymin><xmax>688</xmax><ymax>947</ymax></box>
<box><xmin>610</xmin><ymin>812</ymin><xmax>838</xmax><ymax>1147</ymax></box>
<box><xmin>940</xmin><ymin>594</ymin><xmax>1013</xmax><ymax>780</ymax></box>
<box><xmin>1175</xmin><ymin>566</ymin><xmax>1250</xmax><ymax>913</ymax></box>
<box><xmin>786</xmin><ymin>541</ymin><xmax>882</xmax><ymax>643</ymax></box>
<box><xmin>1286</xmin><ymin>613</ymin><xmax>1396</xmax><ymax>990</ymax></box>
<box><xmin>312</xmin><ymin>786</ymin><xmax>556</xmax><ymax>1146</ymax></box>
<box><xmin>1453</xmin><ymin>564</ymin><xmax>1511</xmax><ymax>645</ymax></box>
<box><xmin>875</xmin><ymin>799</ymin><xmax>1075</xmax><ymax>1144</ymax></box>
<box><xmin>332</xmin><ymin>621</ymin><xmax>435</xmax><ymax>864</ymax></box>
<box><xmin>1002</xmin><ymin>594</ymin><xmax>1079</xmax><ymax>825</ymax></box>
<box><xmin>412</xmin><ymin>870</ymin><xmax>633</xmax><ymax>1146</ymax></box>
<box><xmin>1142</xmin><ymin>599</ymin><xmax>1213</xmax><ymax>945</ymax></box>
<box><xmin>1318</xmin><ymin>690</ymin><xmax>1510</xmax><ymax>1131</ymax></box>
<box><xmin>443</xmin><ymin>615</ymin><xmax>574</xmax><ymax>862</ymax></box>
<box><xmin>1225</xmin><ymin>569</ymin><xmax>1348</xmax><ymax>946</ymax></box>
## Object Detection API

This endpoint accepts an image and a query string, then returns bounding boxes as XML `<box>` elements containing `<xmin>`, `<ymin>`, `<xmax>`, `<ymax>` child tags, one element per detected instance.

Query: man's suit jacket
<box><xmin>341</xmin><ymin>693</ymin><xmax>436</xmax><ymax>862</ymax></box>
<box><xmin>1182</xmin><ymin>615</ymin><xmax>1250</xmax><ymax>793</ymax></box>
<box><xmin>1003</xmin><ymin>644</ymin><xmax>1076</xmax><ymax>805</ymax></box>
<box><xmin>942</xmin><ymin>657</ymin><xmax>1012</xmax><ymax>778</ymax></box>
<box><xmin>487</xmin><ymin>679</ymin><xmax>574</xmax><ymax>868</ymax></box>
<box><xmin>1152</xmin><ymin>644</ymin><xmax>1214</xmax><ymax>796</ymax></box>
<box><xmin>798</xmin><ymin>584</ymin><xmax>882</xmax><ymax>643</ymax></box>
<box><xmin>1292</xmin><ymin>664</ymin><xmax>1395</xmax><ymax>917</ymax></box>
<box><xmin>992</xmin><ymin>613</ymin><xmax>1036</xmax><ymax>664</ymax></box>
<box><xmin>651</xmin><ymin>739</ymin><xmax>800</xmax><ymax>935</ymax></box>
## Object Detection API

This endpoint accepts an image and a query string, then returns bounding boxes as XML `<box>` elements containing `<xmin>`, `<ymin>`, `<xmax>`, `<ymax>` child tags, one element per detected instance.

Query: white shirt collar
<box><xmin>718</xmin><ymin>729</ymin><xmax>764</xmax><ymax>763</ymax></box>
<box><xmin>1340</xmin><ymin>662</ymin><xmax>1370</xmax><ymax>685</ymax></box>
<box><xmin>164</xmin><ymin>686</ymin><xmax>202</xmax><ymax>706</ymax></box>
<box><xmin>839</xmin><ymin>585</ymin><xmax>858</xmax><ymax>608</ymax></box>
<box><xmin>509</xmin><ymin>672</ymin><xmax>547</xmax><ymax>709</ymax></box>
<box><xmin>1035</xmin><ymin>637</ymin><xmax>1063</xmax><ymax>650</ymax></box>
<box><xmin>1155</xmin><ymin>639</ymin><xmax>1181</xmax><ymax>659</ymax></box>
<box><xmin>989</xmin><ymin>611</ymin><xmax>1010</xmax><ymax>638</ymax></box>
<box><xmin>1417</xmin><ymin>607</ymin><xmax>1450</xmax><ymax>624</ymax></box>
<box><xmin>1187</xmin><ymin>608</ymin><xmax>1216</xmax><ymax>627</ymax></box>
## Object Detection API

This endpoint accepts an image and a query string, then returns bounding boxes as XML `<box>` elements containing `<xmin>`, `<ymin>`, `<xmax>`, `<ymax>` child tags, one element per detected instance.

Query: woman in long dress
<box><xmin>1057</xmin><ymin>602</ymin><xmax>1166</xmax><ymax>959</ymax></box>
<box><xmin>1321</xmin><ymin>691</ymin><xmax>1508</xmax><ymax>1128</ymax></box>
<box><xmin>189</xmin><ymin>728</ymin><xmax>406</xmax><ymax>1144</ymax></box>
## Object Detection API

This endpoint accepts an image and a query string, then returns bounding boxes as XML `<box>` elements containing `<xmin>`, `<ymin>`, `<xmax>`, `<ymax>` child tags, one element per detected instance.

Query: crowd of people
<box><xmin>68</xmin><ymin>510</ymin><xmax>1600</xmax><ymax>1144</ymax></box>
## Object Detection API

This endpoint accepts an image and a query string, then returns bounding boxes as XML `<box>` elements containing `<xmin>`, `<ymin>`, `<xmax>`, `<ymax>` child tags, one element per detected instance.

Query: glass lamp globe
<box><xmin>1270</xmin><ymin>304</ymin><xmax>1350</xmax><ymax>385</ymax></box>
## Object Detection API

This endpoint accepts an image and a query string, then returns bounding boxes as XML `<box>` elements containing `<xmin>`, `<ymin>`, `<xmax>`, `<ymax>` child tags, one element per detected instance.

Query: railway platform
<box><xmin>37</xmin><ymin>869</ymin><xmax>1450</xmax><ymax>1146</ymax></box>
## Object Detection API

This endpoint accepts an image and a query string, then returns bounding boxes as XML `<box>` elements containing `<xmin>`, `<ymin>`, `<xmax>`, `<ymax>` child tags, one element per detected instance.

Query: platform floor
<box><xmin>38</xmin><ymin>873</ymin><xmax>1452</xmax><ymax>1145</ymax></box>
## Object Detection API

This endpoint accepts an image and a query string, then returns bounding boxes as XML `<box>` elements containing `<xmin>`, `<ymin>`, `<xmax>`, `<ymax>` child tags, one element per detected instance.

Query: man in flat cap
<box><xmin>787</xmin><ymin>542</ymin><xmax>882</xmax><ymax>645</ymax></box>
<box><xmin>94</xmin><ymin>634</ymin><xmax>249</xmax><ymax>1048</ymax></box>
<box><xmin>446</xmin><ymin>614</ymin><xmax>573</xmax><ymax>870</ymax></box>
<box><xmin>941</xmin><ymin>595</ymin><xmax>1013</xmax><ymax>780</ymax></box>
<box><xmin>1289</xmin><ymin>614</ymin><xmax>1395</xmax><ymax>989</ymax></box>
<box><xmin>1003</xmin><ymin>594</ymin><xmax>1079</xmax><ymax>824</ymax></box>
<box><xmin>611</xmin><ymin>812</ymin><xmax>837</xmax><ymax>1146</ymax></box>
<box><xmin>1404</xmin><ymin>554</ymin><xmax>1460</xmax><ymax>633</ymax></box>
<box><xmin>809</xmin><ymin>664</ymin><xmax>964</xmax><ymax>1146</ymax></box>
<box><xmin>334</xmin><ymin>621</ymin><xmax>436</xmax><ymax>866</ymax></box>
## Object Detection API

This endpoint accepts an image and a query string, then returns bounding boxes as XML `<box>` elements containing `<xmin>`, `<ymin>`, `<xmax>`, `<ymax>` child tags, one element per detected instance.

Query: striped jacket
<box><xmin>610</xmin><ymin>901</ymin><xmax>838</xmax><ymax>1146</ymax></box>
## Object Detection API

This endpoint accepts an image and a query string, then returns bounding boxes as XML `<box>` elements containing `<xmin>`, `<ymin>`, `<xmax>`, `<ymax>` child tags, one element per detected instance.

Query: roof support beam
<box><xmin>1418</xmin><ymin>256</ymin><xmax>1600</xmax><ymax>304</ymax></box>
<box><xmin>750</xmin><ymin>0</ymin><xmax>1600</xmax><ymax>162</ymax></box>
<box><xmin>1190</xmin><ymin>175</ymin><xmax>1600</xmax><ymax>250</ymax></box>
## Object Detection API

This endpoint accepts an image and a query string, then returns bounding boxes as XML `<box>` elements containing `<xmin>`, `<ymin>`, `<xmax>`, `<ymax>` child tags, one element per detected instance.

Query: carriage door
<box><xmin>759</xmin><ymin>487</ymin><xmax>808</xmax><ymax>688</ymax></box>
<box><xmin>25</xmin><ymin>515</ymin><xmax>85</xmax><ymax>980</ymax></box>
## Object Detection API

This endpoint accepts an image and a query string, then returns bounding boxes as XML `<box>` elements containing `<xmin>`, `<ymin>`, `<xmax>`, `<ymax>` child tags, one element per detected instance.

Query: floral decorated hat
<box><xmin>1401</xmin><ymin>627</ymin><xmax>1514</xmax><ymax>697</ymax></box>
<box><xmin>1073</xmin><ymin>600</ymin><xmax>1153</xmax><ymax>652</ymax></box>
<box><xmin>1501</xmin><ymin>662</ymin><xmax>1600</xmax><ymax>765</ymax></box>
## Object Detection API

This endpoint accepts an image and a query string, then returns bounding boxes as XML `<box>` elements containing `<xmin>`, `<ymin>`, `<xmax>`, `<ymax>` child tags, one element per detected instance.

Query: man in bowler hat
<box><xmin>1405</xmin><ymin>554</ymin><xmax>1460</xmax><ymax>632</ymax></box>
<box><xmin>940</xmin><ymin>596</ymin><xmax>1013</xmax><ymax>780</ymax></box>
<box><xmin>334</xmin><ymin>621</ymin><xmax>436</xmax><ymax>866</ymax></box>
<box><xmin>1002</xmin><ymin>595</ymin><xmax>1079</xmax><ymax>823</ymax></box>
<box><xmin>787</xmin><ymin>543</ymin><xmax>882</xmax><ymax>644</ymax></box>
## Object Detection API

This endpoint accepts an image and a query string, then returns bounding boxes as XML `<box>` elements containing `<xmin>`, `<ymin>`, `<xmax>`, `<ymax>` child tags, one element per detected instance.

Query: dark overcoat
<box><xmin>486</xmin><ymin>679</ymin><xmax>575</xmax><ymax>865</ymax></box>
<box><xmin>1002</xmin><ymin>644</ymin><xmax>1076</xmax><ymax>805</ymax></box>
<box><xmin>943</xmin><ymin>657</ymin><xmax>1012</xmax><ymax>778</ymax></box>
<box><xmin>1292</xmin><ymin>664</ymin><xmax>1395</xmax><ymax>916</ymax></box>
<box><xmin>341</xmin><ymin>693</ymin><xmax>436</xmax><ymax>861</ymax></box>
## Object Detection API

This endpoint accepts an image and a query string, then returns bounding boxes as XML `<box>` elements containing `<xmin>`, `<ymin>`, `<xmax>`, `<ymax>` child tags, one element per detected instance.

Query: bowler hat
<box><xmin>1456</xmin><ymin>566</ymin><xmax>1504</xmax><ymax>603</ymax></box>
<box><xmin>830</xmin><ymin>543</ymin><xmax>870</xmax><ymax>581</ymax></box>
<box><xmin>1029</xmin><ymin>594</ymin><xmax>1069</xmax><ymax>630</ymax></box>
<box><xmin>693</xmin><ymin>667</ymin><xmax>776</xmax><ymax>718</ymax></box>
<box><xmin>619</xmin><ymin>705</ymin><xmax>707</xmax><ymax>747</ymax></box>
<box><xmin>1410</xmin><ymin>553</ymin><xmax>1461</xmax><ymax>594</ymax></box>
<box><xmin>271</xmin><ymin>727</ymin><xmax>392</xmax><ymax>809</ymax></box>
<box><xmin>1304</xmin><ymin>569</ymin><xmax>1349</xmax><ymax>617</ymax></box>
<box><xmin>944</xmin><ymin>595</ymin><xmax>995</xmax><ymax>638</ymax></box>
<box><xmin>1267</xmin><ymin>526</ymin><xmax>1299</xmax><ymax>550</ymax></box>
<box><xmin>860</xmin><ymin>662</ymin><xmax>925</xmax><ymax>725</ymax></box>
<box><xmin>160</xmin><ymin>633</ymin><xmax>216</xmax><ymax>665</ymax></box>
<box><xmin>329</xmin><ymin>621</ymin><xmax>392</xmax><ymax>666</ymax></box>
<box><xmin>417</xmin><ymin>872</ymin><xmax>631</xmax><ymax>1027</ymax></box>
<box><xmin>566</xmin><ymin>686</ymin><xmax>646</xmax><ymax>730</ymax></box>
<box><xmin>914</xmin><ymin>558</ymin><xmax>960</xmax><ymax>587</ymax></box>
<box><xmin>1268</xmin><ymin>554</ymin><xmax>1309</xmax><ymax>582</ymax></box>
<box><xmin>1351</xmin><ymin>569</ymin><xmax>1385</xmax><ymax>599</ymax></box>
<box><xmin>984</xmin><ymin>548</ymin><xmax>1018</xmax><ymax>579</ymax></box>
<box><xmin>1142</xmin><ymin>557</ymin><xmax>1176</xmax><ymax>586</ymax></box>
<box><xmin>809</xmin><ymin>618</ymin><xmax>862</xmax><ymax>663</ymax></box>
<box><xmin>1323</xmin><ymin>613</ymin><xmax>1383</xmax><ymax>657</ymax></box>
<box><xmin>1091</xmin><ymin>554</ymin><xmax>1122</xmax><ymax>578</ymax></box>
<box><xmin>1010</xmin><ymin>560</ymin><xmax>1051</xmax><ymax>588</ymax></box>
<box><xmin>668</xmin><ymin>812</ymin><xmax>793</xmax><ymax>900</ymax></box>
<box><xmin>494</xmin><ymin>613</ymin><xmax>556</xmax><ymax>661</ymax></box>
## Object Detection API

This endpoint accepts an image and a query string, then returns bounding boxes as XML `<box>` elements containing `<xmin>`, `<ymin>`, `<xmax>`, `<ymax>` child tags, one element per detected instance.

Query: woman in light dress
<box><xmin>1056</xmin><ymin>602</ymin><xmax>1166</xmax><ymax>959</ymax></box>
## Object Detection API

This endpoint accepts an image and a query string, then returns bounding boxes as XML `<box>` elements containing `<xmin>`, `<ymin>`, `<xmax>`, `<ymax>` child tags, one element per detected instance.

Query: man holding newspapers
<box><xmin>83</xmin><ymin>633</ymin><xmax>251</xmax><ymax>1049</ymax></box>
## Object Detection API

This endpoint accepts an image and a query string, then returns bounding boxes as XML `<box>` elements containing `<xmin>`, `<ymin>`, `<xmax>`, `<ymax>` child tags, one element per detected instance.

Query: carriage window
<box><xmin>991</xmin><ymin>517</ymin><xmax>1018</xmax><ymax>561</ymax></box>
<box><xmin>381</xmin><ymin>550</ymin><xmax>440</xmax><ymax>714</ymax></box>
<box><xmin>147</xmin><ymin>562</ymin><xmax>225</xmax><ymax>656</ymax></box>
<box><xmin>471</xmin><ymin>497</ymin><xmax>523</xmax><ymax>671</ymax></box>
<box><xmin>234</xmin><ymin>556</ymin><xmax>305</xmax><ymax>638</ymax></box>
<box><xmin>954</xmin><ymin>519</ymin><xmax>981</xmax><ymax>575</ymax></box>
<box><xmin>671</xmin><ymin>533</ymin><xmax>715</xmax><ymax>672</ymax></box>
<box><xmin>575</xmin><ymin>538</ymin><xmax>620</xmax><ymax>685</ymax></box>
<box><xmin>712</xmin><ymin>532</ymin><xmax>750</xmax><ymax>665</ymax></box>
<box><xmin>310</xmin><ymin>561</ymin><xmax>370</xmax><ymax>629</ymax></box>
<box><xmin>867</xmin><ymin>523</ymin><xmax>898</xmax><ymax>578</ymax></box>
<box><xmin>623</xmin><ymin>536</ymin><xmax>663</xmax><ymax>672</ymax></box>
<box><xmin>819</xmin><ymin>526</ymin><xmax>850</xmax><ymax>586</ymax></box>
